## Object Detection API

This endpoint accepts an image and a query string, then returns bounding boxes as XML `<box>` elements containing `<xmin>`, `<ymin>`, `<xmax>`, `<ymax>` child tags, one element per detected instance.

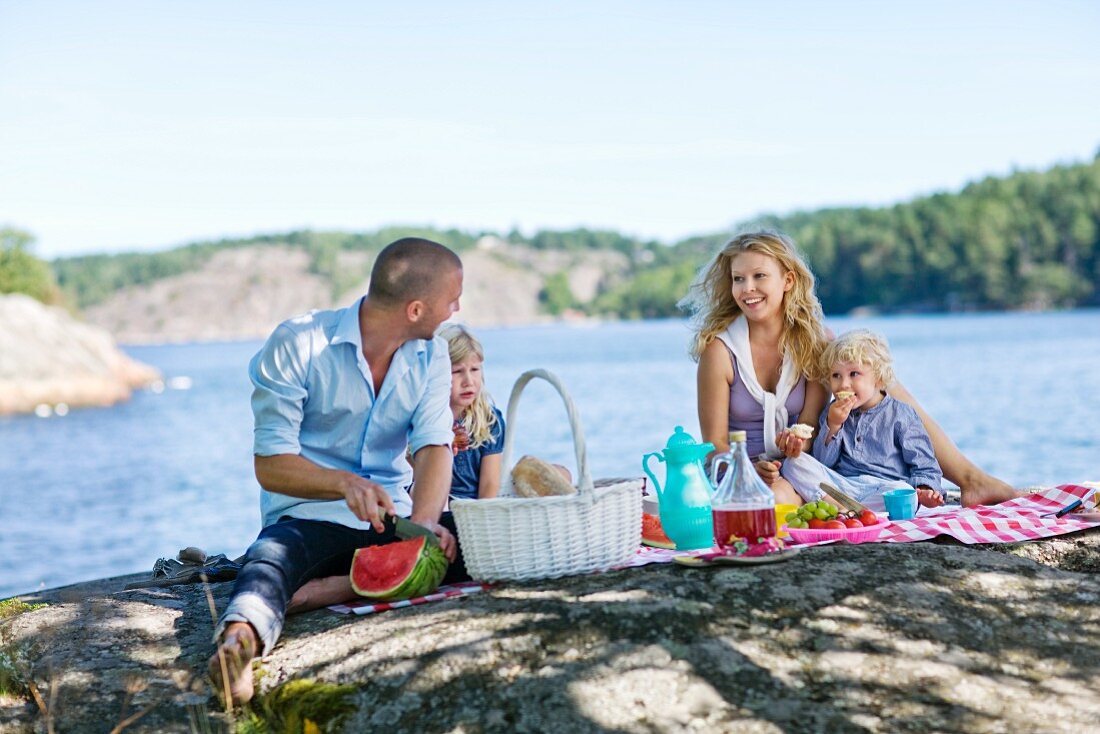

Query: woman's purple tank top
<box><xmin>724</xmin><ymin>343</ymin><xmax>806</xmax><ymax>457</ymax></box>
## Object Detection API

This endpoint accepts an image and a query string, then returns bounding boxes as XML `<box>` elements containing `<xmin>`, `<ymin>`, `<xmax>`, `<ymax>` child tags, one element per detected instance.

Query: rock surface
<box><xmin>0</xmin><ymin>294</ymin><xmax>160</xmax><ymax>416</ymax></box>
<box><xmin>3</xmin><ymin>531</ymin><xmax>1100</xmax><ymax>733</ymax></box>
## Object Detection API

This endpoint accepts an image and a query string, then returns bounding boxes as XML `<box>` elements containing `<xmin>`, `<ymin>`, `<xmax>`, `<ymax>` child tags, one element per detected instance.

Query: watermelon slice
<box><xmin>349</xmin><ymin>536</ymin><xmax>449</xmax><ymax>601</ymax></box>
<box><xmin>641</xmin><ymin>513</ymin><xmax>675</xmax><ymax>549</ymax></box>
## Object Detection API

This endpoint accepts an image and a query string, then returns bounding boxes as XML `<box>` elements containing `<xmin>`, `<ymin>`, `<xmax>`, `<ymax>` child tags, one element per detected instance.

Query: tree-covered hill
<box><xmin>597</xmin><ymin>152</ymin><xmax>1100</xmax><ymax>317</ymax></box>
<box><xmin>29</xmin><ymin>150</ymin><xmax>1100</xmax><ymax>322</ymax></box>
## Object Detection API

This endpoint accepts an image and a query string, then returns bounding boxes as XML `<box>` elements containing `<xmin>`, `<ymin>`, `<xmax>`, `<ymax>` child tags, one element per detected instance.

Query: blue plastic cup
<box><xmin>883</xmin><ymin>488</ymin><xmax>918</xmax><ymax>520</ymax></box>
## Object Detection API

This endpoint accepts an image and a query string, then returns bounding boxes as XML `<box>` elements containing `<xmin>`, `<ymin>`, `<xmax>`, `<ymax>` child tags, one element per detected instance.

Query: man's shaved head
<box><xmin>368</xmin><ymin>238</ymin><xmax>462</xmax><ymax>307</ymax></box>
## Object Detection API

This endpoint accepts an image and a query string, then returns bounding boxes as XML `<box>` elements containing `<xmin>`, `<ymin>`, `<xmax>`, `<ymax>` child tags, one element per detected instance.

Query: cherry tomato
<box><xmin>824</xmin><ymin>519</ymin><xmax>847</xmax><ymax>530</ymax></box>
<box><xmin>809</xmin><ymin>518</ymin><xmax>827</xmax><ymax>530</ymax></box>
<box><xmin>859</xmin><ymin>510</ymin><xmax>879</xmax><ymax>526</ymax></box>
<box><xmin>844</xmin><ymin>517</ymin><xmax>864</xmax><ymax>529</ymax></box>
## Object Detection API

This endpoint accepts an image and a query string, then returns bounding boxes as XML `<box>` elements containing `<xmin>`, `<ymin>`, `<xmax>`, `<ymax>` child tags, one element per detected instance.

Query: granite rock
<box><xmin>0</xmin><ymin>294</ymin><xmax>159</xmax><ymax>416</ymax></box>
<box><xmin>2</xmin><ymin>533</ymin><xmax>1099</xmax><ymax>733</ymax></box>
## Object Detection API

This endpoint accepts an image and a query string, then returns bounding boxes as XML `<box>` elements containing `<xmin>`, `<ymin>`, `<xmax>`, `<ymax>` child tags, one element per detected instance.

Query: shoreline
<box><xmin>103</xmin><ymin>305</ymin><xmax>1100</xmax><ymax>349</ymax></box>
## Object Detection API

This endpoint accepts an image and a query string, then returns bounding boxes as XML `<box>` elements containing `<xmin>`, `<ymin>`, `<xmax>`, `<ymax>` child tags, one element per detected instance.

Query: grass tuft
<box><xmin>0</xmin><ymin>599</ymin><xmax>47</xmax><ymax>622</ymax></box>
<box><xmin>236</xmin><ymin>678</ymin><xmax>356</xmax><ymax>734</ymax></box>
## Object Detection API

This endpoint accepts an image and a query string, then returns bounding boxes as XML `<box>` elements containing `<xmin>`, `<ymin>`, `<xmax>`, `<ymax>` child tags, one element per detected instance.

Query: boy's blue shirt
<box><xmin>812</xmin><ymin>394</ymin><xmax>943</xmax><ymax>492</ymax></box>
<box><xmin>249</xmin><ymin>297</ymin><xmax>454</xmax><ymax>528</ymax></box>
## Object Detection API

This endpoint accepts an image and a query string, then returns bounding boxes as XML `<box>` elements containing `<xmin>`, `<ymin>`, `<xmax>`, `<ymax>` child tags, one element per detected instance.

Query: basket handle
<box><xmin>500</xmin><ymin>369</ymin><xmax>595</xmax><ymax>497</ymax></box>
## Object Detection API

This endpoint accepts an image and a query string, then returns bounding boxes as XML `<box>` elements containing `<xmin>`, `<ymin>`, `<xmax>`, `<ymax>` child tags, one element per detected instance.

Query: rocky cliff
<box><xmin>0</xmin><ymin>294</ymin><xmax>160</xmax><ymax>416</ymax></box>
<box><xmin>80</xmin><ymin>238</ymin><xmax>633</xmax><ymax>344</ymax></box>
<box><xmin>2</xmin><ymin>531</ymin><xmax>1099</xmax><ymax>733</ymax></box>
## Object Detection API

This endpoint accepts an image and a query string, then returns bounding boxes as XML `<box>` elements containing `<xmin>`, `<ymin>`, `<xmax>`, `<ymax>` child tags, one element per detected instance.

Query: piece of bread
<box><xmin>789</xmin><ymin>423</ymin><xmax>814</xmax><ymax>440</ymax></box>
<box><xmin>512</xmin><ymin>455</ymin><xmax>576</xmax><ymax>498</ymax></box>
<box><xmin>835</xmin><ymin>391</ymin><xmax>855</xmax><ymax>400</ymax></box>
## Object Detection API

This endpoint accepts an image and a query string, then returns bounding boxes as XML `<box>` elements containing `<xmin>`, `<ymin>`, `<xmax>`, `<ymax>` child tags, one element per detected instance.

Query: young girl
<box><xmin>682</xmin><ymin>230</ymin><xmax>830</xmax><ymax>506</ymax></box>
<box><xmin>683</xmin><ymin>230</ymin><xmax>1018</xmax><ymax>508</ymax></box>
<box><xmin>439</xmin><ymin>324</ymin><xmax>505</xmax><ymax>500</ymax></box>
<box><xmin>781</xmin><ymin>329</ymin><xmax>945</xmax><ymax>512</ymax></box>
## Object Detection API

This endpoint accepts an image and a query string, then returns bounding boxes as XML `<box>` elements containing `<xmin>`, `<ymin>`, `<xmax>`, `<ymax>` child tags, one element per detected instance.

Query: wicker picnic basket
<box><xmin>451</xmin><ymin>369</ymin><xmax>642</xmax><ymax>582</ymax></box>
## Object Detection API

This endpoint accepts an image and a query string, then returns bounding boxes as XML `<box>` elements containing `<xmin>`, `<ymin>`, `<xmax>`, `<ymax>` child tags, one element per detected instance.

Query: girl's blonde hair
<box><xmin>438</xmin><ymin>324</ymin><xmax>499</xmax><ymax>449</ymax></box>
<box><xmin>680</xmin><ymin>230</ymin><xmax>828</xmax><ymax>380</ymax></box>
<box><xmin>820</xmin><ymin>329</ymin><xmax>896</xmax><ymax>388</ymax></box>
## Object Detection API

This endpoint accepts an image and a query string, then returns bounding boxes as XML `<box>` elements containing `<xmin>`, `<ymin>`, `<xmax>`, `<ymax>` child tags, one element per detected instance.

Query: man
<box><xmin>209</xmin><ymin>237</ymin><xmax>464</xmax><ymax>705</ymax></box>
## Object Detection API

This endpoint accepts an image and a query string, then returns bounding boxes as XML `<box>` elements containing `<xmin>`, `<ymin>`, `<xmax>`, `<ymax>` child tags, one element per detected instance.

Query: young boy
<box><xmin>780</xmin><ymin>329</ymin><xmax>945</xmax><ymax>512</ymax></box>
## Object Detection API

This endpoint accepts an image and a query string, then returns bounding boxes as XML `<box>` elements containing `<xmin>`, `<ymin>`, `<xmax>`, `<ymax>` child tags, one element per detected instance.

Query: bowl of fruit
<box><xmin>783</xmin><ymin>500</ymin><xmax>888</xmax><ymax>544</ymax></box>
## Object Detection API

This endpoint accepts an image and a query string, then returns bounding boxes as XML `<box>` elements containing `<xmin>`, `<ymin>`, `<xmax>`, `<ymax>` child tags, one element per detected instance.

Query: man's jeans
<box><xmin>216</xmin><ymin>513</ymin><xmax>466</xmax><ymax>655</ymax></box>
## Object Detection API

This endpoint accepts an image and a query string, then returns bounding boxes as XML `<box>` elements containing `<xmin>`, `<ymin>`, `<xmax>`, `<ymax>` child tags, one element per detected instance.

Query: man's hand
<box><xmin>409</xmin><ymin>517</ymin><xmax>457</xmax><ymax>561</ymax></box>
<box><xmin>754</xmin><ymin>458</ymin><xmax>782</xmax><ymax>486</ymax></box>
<box><xmin>337</xmin><ymin>474</ymin><xmax>396</xmax><ymax>532</ymax></box>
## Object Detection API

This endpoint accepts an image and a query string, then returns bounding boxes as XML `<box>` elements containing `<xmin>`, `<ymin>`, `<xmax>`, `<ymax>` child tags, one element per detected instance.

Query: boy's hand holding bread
<box><xmin>826</xmin><ymin>393</ymin><xmax>857</xmax><ymax>439</ymax></box>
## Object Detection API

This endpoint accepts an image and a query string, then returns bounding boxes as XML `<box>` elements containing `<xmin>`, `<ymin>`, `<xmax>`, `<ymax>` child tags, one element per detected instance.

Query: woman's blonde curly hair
<box><xmin>437</xmin><ymin>323</ymin><xmax>499</xmax><ymax>449</ymax></box>
<box><xmin>680</xmin><ymin>230</ymin><xmax>829</xmax><ymax>381</ymax></box>
<box><xmin>820</xmin><ymin>329</ymin><xmax>896</xmax><ymax>388</ymax></box>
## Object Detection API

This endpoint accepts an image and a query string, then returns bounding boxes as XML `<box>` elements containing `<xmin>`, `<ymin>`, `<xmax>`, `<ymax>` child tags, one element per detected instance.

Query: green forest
<box><xmin>597</xmin><ymin>152</ymin><xmax>1100</xmax><ymax>318</ymax></box>
<box><xmin>4</xmin><ymin>152</ymin><xmax>1099</xmax><ymax>318</ymax></box>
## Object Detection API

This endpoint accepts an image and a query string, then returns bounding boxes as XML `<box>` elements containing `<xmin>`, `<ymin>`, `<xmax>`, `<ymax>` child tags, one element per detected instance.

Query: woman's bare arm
<box><xmin>698</xmin><ymin>339</ymin><xmax>734</xmax><ymax>462</ymax></box>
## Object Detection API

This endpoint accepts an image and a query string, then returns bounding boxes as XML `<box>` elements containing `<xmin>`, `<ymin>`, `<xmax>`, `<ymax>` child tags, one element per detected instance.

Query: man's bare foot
<box><xmin>287</xmin><ymin>575</ymin><xmax>357</xmax><ymax>614</ymax></box>
<box><xmin>208</xmin><ymin>622</ymin><xmax>258</xmax><ymax>706</ymax></box>
<box><xmin>960</xmin><ymin>474</ymin><xmax>1024</xmax><ymax>508</ymax></box>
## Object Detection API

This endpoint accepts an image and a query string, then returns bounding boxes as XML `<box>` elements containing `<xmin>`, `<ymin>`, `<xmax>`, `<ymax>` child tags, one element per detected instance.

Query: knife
<box><xmin>385</xmin><ymin>512</ymin><xmax>440</xmax><ymax>546</ymax></box>
<box><xmin>1045</xmin><ymin>498</ymin><xmax>1084</xmax><ymax>519</ymax></box>
<box><xmin>818</xmin><ymin>482</ymin><xmax>868</xmax><ymax>514</ymax></box>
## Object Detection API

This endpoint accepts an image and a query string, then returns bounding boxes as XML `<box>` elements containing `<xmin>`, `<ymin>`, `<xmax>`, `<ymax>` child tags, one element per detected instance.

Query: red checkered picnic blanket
<box><xmin>774</xmin><ymin>483</ymin><xmax>1100</xmax><ymax>547</ymax></box>
<box><xmin>329</xmin><ymin>486</ymin><xmax>1098</xmax><ymax>612</ymax></box>
<box><xmin>619</xmin><ymin>484</ymin><xmax>1100</xmax><ymax>562</ymax></box>
<box><xmin>876</xmin><ymin>483</ymin><xmax>1099</xmax><ymax>544</ymax></box>
<box><xmin>329</xmin><ymin>580</ymin><xmax>490</xmax><ymax>615</ymax></box>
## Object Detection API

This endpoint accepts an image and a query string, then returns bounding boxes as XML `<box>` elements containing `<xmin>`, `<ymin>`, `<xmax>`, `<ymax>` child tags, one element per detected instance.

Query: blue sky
<box><xmin>2</xmin><ymin>1</ymin><xmax>1098</xmax><ymax>258</ymax></box>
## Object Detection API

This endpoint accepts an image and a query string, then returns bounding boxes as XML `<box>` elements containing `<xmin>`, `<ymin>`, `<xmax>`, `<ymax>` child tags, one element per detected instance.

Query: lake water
<box><xmin>2</xmin><ymin>310</ymin><xmax>1098</xmax><ymax>598</ymax></box>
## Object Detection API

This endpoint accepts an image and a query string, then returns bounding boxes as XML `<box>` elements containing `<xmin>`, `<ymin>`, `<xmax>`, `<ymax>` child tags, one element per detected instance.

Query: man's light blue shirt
<box><xmin>249</xmin><ymin>297</ymin><xmax>453</xmax><ymax>529</ymax></box>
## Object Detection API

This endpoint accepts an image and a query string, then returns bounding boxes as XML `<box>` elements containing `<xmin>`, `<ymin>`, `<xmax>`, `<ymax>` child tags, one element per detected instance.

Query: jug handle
<box><xmin>710</xmin><ymin>455</ymin><xmax>731</xmax><ymax>490</ymax></box>
<box><xmin>642</xmin><ymin>453</ymin><xmax>664</xmax><ymax>499</ymax></box>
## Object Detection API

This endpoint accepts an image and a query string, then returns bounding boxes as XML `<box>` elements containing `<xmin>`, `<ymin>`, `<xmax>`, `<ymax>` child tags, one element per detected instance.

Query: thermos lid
<box><xmin>662</xmin><ymin>426</ymin><xmax>715</xmax><ymax>462</ymax></box>
<box><xmin>665</xmin><ymin>426</ymin><xmax>698</xmax><ymax>448</ymax></box>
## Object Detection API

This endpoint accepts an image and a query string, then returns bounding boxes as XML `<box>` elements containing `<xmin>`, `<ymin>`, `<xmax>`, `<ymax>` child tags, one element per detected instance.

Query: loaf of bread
<box><xmin>789</xmin><ymin>423</ymin><xmax>814</xmax><ymax>440</ymax></box>
<box><xmin>512</xmin><ymin>455</ymin><xmax>576</xmax><ymax>498</ymax></box>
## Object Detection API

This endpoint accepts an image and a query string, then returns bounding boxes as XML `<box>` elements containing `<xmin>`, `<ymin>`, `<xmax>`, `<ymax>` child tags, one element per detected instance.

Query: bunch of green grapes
<box><xmin>784</xmin><ymin>500</ymin><xmax>840</xmax><ymax>529</ymax></box>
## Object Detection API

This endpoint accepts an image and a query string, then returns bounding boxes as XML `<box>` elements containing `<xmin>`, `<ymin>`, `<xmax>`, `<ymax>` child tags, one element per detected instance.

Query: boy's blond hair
<box><xmin>679</xmin><ymin>230</ymin><xmax>828</xmax><ymax>380</ymax></box>
<box><xmin>821</xmin><ymin>329</ymin><xmax>896</xmax><ymax>388</ymax></box>
<box><xmin>437</xmin><ymin>324</ymin><xmax>499</xmax><ymax>449</ymax></box>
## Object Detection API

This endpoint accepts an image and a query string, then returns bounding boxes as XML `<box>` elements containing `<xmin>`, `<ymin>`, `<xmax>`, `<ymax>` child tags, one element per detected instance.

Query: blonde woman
<box><xmin>683</xmin><ymin>230</ymin><xmax>1018</xmax><ymax>508</ymax></box>
<box><xmin>682</xmin><ymin>230</ymin><xmax>829</xmax><ymax>506</ymax></box>
<box><xmin>439</xmin><ymin>324</ymin><xmax>504</xmax><ymax>499</ymax></box>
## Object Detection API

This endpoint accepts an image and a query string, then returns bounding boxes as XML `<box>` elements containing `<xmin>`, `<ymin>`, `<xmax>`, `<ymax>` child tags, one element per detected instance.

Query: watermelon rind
<box><xmin>349</xmin><ymin>536</ymin><xmax>449</xmax><ymax>601</ymax></box>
